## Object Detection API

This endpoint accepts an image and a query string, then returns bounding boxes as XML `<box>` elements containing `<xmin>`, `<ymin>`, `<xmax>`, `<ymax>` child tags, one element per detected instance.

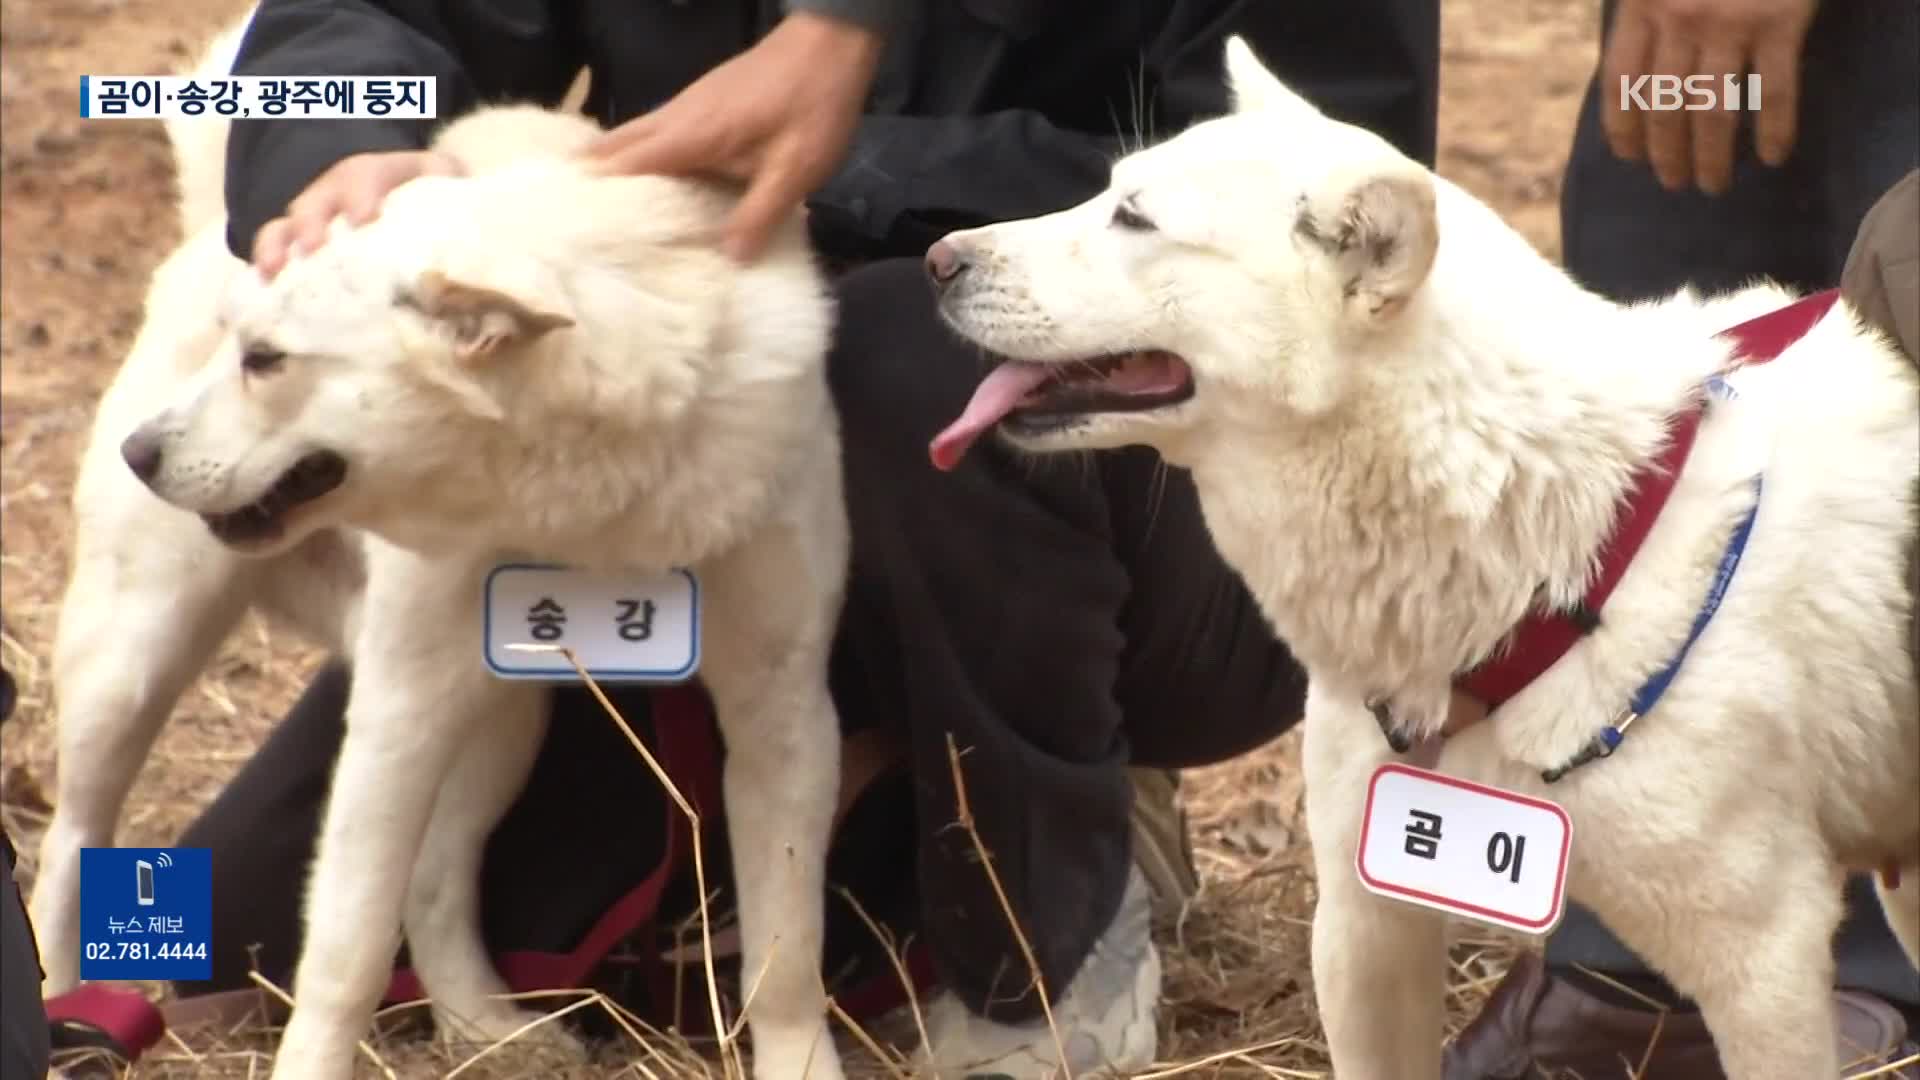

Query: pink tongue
<box><xmin>929</xmin><ymin>361</ymin><xmax>1058</xmax><ymax>471</ymax></box>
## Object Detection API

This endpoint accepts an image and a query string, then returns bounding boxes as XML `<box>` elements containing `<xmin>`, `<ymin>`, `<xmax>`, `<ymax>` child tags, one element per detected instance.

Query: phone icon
<box><xmin>136</xmin><ymin>860</ymin><xmax>156</xmax><ymax>906</ymax></box>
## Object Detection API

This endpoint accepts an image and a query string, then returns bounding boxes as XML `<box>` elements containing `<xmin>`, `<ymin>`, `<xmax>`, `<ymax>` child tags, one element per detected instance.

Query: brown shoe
<box><xmin>1442</xmin><ymin>953</ymin><xmax>1920</xmax><ymax>1080</ymax></box>
<box><xmin>1127</xmin><ymin>767</ymin><xmax>1199</xmax><ymax>915</ymax></box>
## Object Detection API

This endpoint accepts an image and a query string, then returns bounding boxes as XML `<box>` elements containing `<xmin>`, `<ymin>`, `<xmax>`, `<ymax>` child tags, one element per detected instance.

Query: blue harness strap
<box><xmin>1535</xmin><ymin>290</ymin><xmax>1840</xmax><ymax>782</ymax></box>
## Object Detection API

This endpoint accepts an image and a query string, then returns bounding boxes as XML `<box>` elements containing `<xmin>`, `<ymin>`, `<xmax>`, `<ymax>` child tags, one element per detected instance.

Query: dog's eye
<box><xmin>241</xmin><ymin>346</ymin><xmax>286</xmax><ymax>375</ymax></box>
<box><xmin>1111</xmin><ymin>200</ymin><xmax>1156</xmax><ymax>233</ymax></box>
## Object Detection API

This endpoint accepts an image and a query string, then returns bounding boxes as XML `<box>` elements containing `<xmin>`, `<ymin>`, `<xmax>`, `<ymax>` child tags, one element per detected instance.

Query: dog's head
<box><xmin>120</xmin><ymin>171</ymin><xmax>581</xmax><ymax>556</ymax></box>
<box><xmin>928</xmin><ymin>36</ymin><xmax>1440</xmax><ymax>469</ymax></box>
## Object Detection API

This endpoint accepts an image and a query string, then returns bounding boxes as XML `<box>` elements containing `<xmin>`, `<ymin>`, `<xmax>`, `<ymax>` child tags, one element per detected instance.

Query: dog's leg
<box><xmin>1873</xmin><ymin>863</ymin><xmax>1920</xmax><ymax>972</ymax></box>
<box><xmin>697</xmin><ymin>533</ymin><xmax>846</xmax><ymax>1080</ymax></box>
<box><xmin>1597</xmin><ymin>855</ymin><xmax>1844</xmax><ymax>1080</ymax></box>
<box><xmin>31</xmin><ymin>529</ymin><xmax>252</xmax><ymax>993</ymax></box>
<box><xmin>708</xmin><ymin>669</ymin><xmax>843</xmax><ymax>1080</ymax></box>
<box><xmin>400</xmin><ymin>684</ymin><xmax>585</xmax><ymax>1056</ymax></box>
<box><xmin>1303</xmin><ymin>688</ymin><xmax>1450</xmax><ymax>1080</ymax></box>
<box><xmin>268</xmin><ymin>551</ymin><xmax>490</xmax><ymax>1080</ymax></box>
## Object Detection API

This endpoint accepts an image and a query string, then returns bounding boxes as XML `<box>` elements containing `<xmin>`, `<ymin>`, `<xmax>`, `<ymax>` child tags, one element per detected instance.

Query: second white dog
<box><xmin>926</xmin><ymin>37</ymin><xmax>1920</xmax><ymax>1080</ymax></box>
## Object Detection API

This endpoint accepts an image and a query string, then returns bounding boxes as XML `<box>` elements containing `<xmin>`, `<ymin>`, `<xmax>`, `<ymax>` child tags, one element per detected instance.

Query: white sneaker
<box><xmin>918</xmin><ymin>864</ymin><xmax>1160</xmax><ymax>1078</ymax></box>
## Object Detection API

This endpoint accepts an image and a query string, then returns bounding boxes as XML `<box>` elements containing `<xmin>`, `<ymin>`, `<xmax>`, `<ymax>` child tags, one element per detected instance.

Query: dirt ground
<box><xmin>0</xmin><ymin>1</ymin><xmax>1598</xmax><ymax>1076</ymax></box>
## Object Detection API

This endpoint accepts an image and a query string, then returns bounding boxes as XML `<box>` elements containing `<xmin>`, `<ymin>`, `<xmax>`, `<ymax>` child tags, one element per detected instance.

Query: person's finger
<box><xmin>1750</xmin><ymin>22</ymin><xmax>1808</xmax><ymax>167</ymax></box>
<box><xmin>720</xmin><ymin>150</ymin><xmax>805</xmax><ymax>263</ymax></box>
<box><xmin>1690</xmin><ymin>42</ymin><xmax>1747</xmax><ymax>195</ymax></box>
<box><xmin>341</xmin><ymin>172</ymin><xmax>392</xmax><ymax>225</ymax></box>
<box><xmin>580</xmin><ymin>113</ymin><xmax>657</xmax><ymax>161</ymax></box>
<box><xmin>284</xmin><ymin>197</ymin><xmax>338</xmax><ymax>262</ymax></box>
<box><xmin>353</xmin><ymin>158</ymin><xmax>428</xmax><ymax>223</ymax></box>
<box><xmin>591</xmin><ymin>123</ymin><xmax>729</xmax><ymax>180</ymax></box>
<box><xmin>422</xmin><ymin>149</ymin><xmax>466</xmax><ymax>178</ymax></box>
<box><xmin>1600</xmin><ymin>10</ymin><xmax>1656</xmax><ymax>163</ymax></box>
<box><xmin>283</xmin><ymin>177</ymin><xmax>341</xmax><ymax>243</ymax></box>
<box><xmin>283</xmin><ymin>170</ymin><xmax>341</xmax><ymax>220</ymax></box>
<box><xmin>1642</xmin><ymin>24</ymin><xmax>1697</xmax><ymax>191</ymax></box>
<box><xmin>250</xmin><ymin>218</ymin><xmax>296</xmax><ymax>279</ymax></box>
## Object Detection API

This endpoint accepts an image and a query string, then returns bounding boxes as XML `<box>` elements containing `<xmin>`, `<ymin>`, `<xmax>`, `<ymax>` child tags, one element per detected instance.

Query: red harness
<box><xmin>1444</xmin><ymin>288</ymin><xmax>1901</xmax><ymax>887</ymax></box>
<box><xmin>1453</xmin><ymin>289</ymin><xmax>1841</xmax><ymax>709</ymax></box>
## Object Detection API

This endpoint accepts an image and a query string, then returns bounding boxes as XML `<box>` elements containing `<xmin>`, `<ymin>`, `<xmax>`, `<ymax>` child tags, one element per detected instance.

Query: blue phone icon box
<box><xmin>79</xmin><ymin>847</ymin><xmax>212</xmax><ymax>981</ymax></box>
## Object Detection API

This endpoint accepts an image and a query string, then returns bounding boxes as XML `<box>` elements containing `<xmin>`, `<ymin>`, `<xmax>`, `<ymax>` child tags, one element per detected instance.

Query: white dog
<box><xmin>30</xmin><ymin>20</ymin><xmax>850</xmax><ymax>1080</ymax></box>
<box><xmin>926</xmin><ymin>37</ymin><xmax>1920</xmax><ymax>1080</ymax></box>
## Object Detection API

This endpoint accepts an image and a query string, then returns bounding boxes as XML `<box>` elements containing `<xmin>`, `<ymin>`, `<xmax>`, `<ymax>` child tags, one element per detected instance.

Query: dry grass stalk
<box><xmin>506</xmin><ymin>641</ymin><xmax>744</xmax><ymax>1078</ymax></box>
<box><xmin>943</xmin><ymin>733</ymin><xmax>1072</xmax><ymax>1075</ymax></box>
<box><xmin>245</xmin><ymin>970</ymin><xmax>397</xmax><ymax>1079</ymax></box>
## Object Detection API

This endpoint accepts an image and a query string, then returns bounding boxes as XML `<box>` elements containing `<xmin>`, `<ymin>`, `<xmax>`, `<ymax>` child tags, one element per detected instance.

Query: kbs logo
<box><xmin>1618</xmin><ymin>74</ymin><xmax>1763</xmax><ymax>112</ymax></box>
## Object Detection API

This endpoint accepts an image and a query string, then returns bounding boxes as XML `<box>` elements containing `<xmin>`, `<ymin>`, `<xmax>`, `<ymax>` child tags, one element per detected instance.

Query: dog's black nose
<box><xmin>924</xmin><ymin>239</ymin><xmax>970</xmax><ymax>294</ymax></box>
<box><xmin>120</xmin><ymin>430</ymin><xmax>164</xmax><ymax>484</ymax></box>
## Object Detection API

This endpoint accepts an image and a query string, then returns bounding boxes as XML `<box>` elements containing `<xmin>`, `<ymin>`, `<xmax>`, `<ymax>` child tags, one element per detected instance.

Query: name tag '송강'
<box><xmin>483</xmin><ymin>563</ymin><xmax>700</xmax><ymax>682</ymax></box>
<box><xmin>1355</xmin><ymin>763</ymin><xmax>1573</xmax><ymax>935</ymax></box>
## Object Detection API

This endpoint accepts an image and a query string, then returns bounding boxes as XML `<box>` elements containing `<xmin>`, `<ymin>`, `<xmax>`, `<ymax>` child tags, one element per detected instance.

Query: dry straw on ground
<box><xmin>16</xmin><ymin>646</ymin><xmax>1530</xmax><ymax>1080</ymax></box>
<box><xmin>5</xmin><ymin>624</ymin><xmax>1542</xmax><ymax>1080</ymax></box>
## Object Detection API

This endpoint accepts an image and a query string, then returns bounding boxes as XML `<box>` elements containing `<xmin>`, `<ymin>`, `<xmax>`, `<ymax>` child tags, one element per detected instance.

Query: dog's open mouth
<box><xmin>200</xmin><ymin>450</ymin><xmax>347</xmax><ymax>545</ymax></box>
<box><xmin>929</xmin><ymin>351</ymin><xmax>1194</xmax><ymax>470</ymax></box>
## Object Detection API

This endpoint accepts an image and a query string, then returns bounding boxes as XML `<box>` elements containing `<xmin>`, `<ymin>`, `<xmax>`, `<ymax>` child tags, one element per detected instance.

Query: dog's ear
<box><xmin>405</xmin><ymin>270</ymin><xmax>575</xmax><ymax>362</ymax></box>
<box><xmin>1294</xmin><ymin>167</ymin><xmax>1438</xmax><ymax>323</ymax></box>
<box><xmin>1224</xmin><ymin>36</ymin><xmax>1320</xmax><ymax>119</ymax></box>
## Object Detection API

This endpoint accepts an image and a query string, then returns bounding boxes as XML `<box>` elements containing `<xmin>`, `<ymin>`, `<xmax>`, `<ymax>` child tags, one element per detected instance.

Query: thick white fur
<box><xmin>931</xmin><ymin>37</ymin><xmax>1920</xmax><ymax>1080</ymax></box>
<box><xmin>31</xmin><ymin>19</ymin><xmax>850</xmax><ymax>1080</ymax></box>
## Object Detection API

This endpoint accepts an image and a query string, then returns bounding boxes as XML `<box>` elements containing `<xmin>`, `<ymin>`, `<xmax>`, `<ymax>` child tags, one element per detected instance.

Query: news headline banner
<box><xmin>80</xmin><ymin>75</ymin><xmax>437</xmax><ymax>120</ymax></box>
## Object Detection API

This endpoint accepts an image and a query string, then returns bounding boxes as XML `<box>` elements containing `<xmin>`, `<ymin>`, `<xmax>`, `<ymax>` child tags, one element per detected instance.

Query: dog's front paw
<box><xmin>1368</xmin><ymin>683</ymin><xmax>1453</xmax><ymax>750</ymax></box>
<box><xmin>266</xmin><ymin>1025</ymin><xmax>359</xmax><ymax>1080</ymax></box>
<box><xmin>432</xmin><ymin>1001</ymin><xmax>589</xmax><ymax>1061</ymax></box>
<box><xmin>266</xmin><ymin>1058</ymin><xmax>354</xmax><ymax>1080</ymax></box>
<box><xmin>1492</xmin><ymin>697</ymin><xmax>1615</xmax><ymax>780</ymax></box>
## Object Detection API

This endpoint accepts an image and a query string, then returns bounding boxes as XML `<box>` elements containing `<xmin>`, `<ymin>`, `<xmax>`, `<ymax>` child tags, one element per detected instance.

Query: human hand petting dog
<box><xmin>579</xmin><ymin>10</ymin><xmax>883</xmax><ymax>262</ymax></box>
<box><xmin>249</xmin><ymin>11</ymin><xmax>880</xmax><ymax>276</ymax></box>
<box><xmin>251</xmin><ymin>149</ymin><xmax>466</xmax><ymax>279</ymax></box>
<box><xmin>1601</xmin><ymin>0</ymin><xmax>1819</xmax><ymax>195</ymax></box>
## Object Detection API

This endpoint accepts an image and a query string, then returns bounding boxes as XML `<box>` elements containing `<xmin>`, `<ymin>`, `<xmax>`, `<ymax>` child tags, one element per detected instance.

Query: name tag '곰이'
<box><xmin>1355</xmin><ymin>763</ymin><xmax>1573</xmax><ymax>935</ymax></box>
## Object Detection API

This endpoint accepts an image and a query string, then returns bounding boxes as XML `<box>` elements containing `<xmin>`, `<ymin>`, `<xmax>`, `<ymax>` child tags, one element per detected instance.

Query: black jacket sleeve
<box><xmin>806</xmin><ymin>0</ymin><xmax>1443</xmax><ymax>262</ymax></box>
<box><xmin>806</xmin><ymin>0</ymin><xmax>1246</xmax><ymax>261</ymax></box>
<box><xmin>805</xmin><ymin>110</ymin><xmax>1113</xmax><ymax>261</ymax></box>
<box><xmin>222</xmin><ymin>0</ymin><xmax>582</xmax><ymax>260</ymax></box>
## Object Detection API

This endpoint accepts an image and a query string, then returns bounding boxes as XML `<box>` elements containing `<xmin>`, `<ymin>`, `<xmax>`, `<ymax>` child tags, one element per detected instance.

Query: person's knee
<box><xmin>1841</xmin><ymin>169</ymin><xmax>1919</xmax><ymax>364</ymax></box>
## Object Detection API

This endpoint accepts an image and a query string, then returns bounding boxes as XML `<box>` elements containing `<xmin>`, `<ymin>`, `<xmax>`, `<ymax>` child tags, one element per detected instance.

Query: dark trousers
<box><xmin>174</xmin><ymin>258</ymin><xmax>1307</xmax><ymax>1022</ymax></box>
<box><xmin>1</xmin><ymin>667</ymin><xmax>52</xmax><ymax>1080</ymax></box>
<box><xmin>1</xmin><ymin>844</ymin><xmax>50</xmax><ymax>1080</ymax></box>
<box><xmin>1548</xmin><ymin>0</ymin><xmax>1920</xmax><ymax>1008</ymax></box>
